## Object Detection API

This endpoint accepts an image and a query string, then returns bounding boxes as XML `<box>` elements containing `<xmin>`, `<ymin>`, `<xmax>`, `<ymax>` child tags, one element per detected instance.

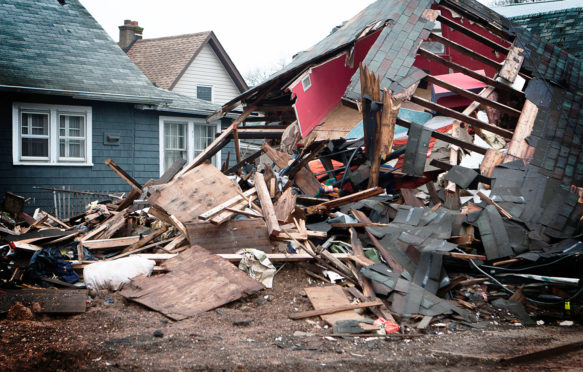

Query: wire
<box><xmin>457</xmin><ymin>248</ymin><xmax>583</xmax><ymax>305</ymax></box>
<box><xmin>480</xmin><ymin>252</ymin><xmax>579</xmax><ymax>272</ymax></box>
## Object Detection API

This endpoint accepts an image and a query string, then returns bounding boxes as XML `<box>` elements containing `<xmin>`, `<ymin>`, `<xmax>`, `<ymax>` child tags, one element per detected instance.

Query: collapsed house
<box><xmin>1</xmin><ymin>0</ymin><xmax>582</xmax><ymax>343</ymax></box>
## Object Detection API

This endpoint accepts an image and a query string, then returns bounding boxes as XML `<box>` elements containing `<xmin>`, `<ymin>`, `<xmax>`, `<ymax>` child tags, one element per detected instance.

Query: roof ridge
<box><xmin>135</xmin><ymin>31</ymin><xmax>212</xmax><ymax>43</ymax></box>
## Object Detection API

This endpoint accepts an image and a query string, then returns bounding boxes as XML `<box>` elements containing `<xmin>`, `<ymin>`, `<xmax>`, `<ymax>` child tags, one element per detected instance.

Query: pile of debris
<box><xmin>1</xmin><ymin>0</ymin><xmax>582</xmax><ymax>339</ymax></box>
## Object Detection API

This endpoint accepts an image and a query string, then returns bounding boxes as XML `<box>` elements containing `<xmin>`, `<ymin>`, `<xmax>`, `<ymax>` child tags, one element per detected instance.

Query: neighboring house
<box><xmin>120</xmin><ymin>22</ymin><xmax>248</xmax><ymax>106</ymax></box>
<box><xmin>0</xmin><ymin>0</ymin><xmax>225</xmax><ymax>214</ymax></box>
<box><xmin>492</xmin><ymin>0</ymin><xmax>583</xmax><ymax>59</ymax></box>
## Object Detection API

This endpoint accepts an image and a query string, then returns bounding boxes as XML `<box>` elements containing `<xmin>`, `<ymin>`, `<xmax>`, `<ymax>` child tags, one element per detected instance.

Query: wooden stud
<box><xmin>254</xmin><ymin>172</ymin><xmax>281</xmax><ymax>237</ymax></box>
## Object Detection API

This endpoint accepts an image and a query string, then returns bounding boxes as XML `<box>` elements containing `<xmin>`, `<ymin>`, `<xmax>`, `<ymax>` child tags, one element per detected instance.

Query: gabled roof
<box><xmin>127</xmin><ymin>31</ymin><xmax>248</xmax><ymax>92</ymax></box>
<box><xmin>0</xmin><ymin>0</ymin><xmax>171</xmax><ymax>104</ymax></box>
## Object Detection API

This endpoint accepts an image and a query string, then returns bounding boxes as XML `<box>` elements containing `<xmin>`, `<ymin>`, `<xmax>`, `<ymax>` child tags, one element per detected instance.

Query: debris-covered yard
<box><xmin>2</xmin><ymin>0</ymin><xmax>583</xmax><ymax>370</ymax></box>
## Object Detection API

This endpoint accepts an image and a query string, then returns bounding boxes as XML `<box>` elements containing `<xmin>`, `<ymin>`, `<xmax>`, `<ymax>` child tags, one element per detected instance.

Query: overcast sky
<box><xmin>79</xmin><ymin>0</ymin><xmax>376</xmax><ymax>78</ymax></box>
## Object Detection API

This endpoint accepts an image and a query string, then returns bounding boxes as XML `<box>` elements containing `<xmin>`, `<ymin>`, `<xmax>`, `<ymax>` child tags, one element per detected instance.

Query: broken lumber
<box><xmin>305</xmin><ymin>187</ymin><xmax>384</xmax><ymax>215</ymax></box>
<box><xmin>254</xmin><ymin>172</ymin><xmax>281</xmax><ymax>237</ymax></box>
<box><xmin>289</xmin><ymin>300</ymin><xmax>384</xmax><ymax>320</ymax></box>
<box><xmin>104</xmin><ymin>158</ymin><xmax>142</xmax><ymax>191</ymax></box>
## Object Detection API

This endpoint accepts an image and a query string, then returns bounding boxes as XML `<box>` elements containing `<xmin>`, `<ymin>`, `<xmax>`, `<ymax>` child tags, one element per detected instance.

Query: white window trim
<box><xmin>12</xmin><ymin>102</ymin><xmax>93</xmax><ymax>166</ymax></box>
<box><xmin>158</xmin><ymin>116</ymin><xmax>221</xmax><ymax>176</ymax></box>
<box><xmin>196</xmin><ymin>84</ymin><xmax>214</xmax><ymax>103</ymax></box>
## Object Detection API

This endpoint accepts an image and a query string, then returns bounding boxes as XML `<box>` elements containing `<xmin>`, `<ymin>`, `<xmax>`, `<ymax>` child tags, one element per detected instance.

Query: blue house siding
<box><xmin>0</xmin><ymin>92</ymin><xmax>162</xmax><ymax>214</ymax></box>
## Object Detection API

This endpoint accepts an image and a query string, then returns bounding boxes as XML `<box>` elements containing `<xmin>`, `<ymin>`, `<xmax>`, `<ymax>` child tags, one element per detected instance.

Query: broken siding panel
<box><xmin>172</xmin><ymin>44</ymin><xmax>241</xmax><ymax>106</ymax></box>
<box><xmin>0</xmin><ymin>95</ymin><xmax>160</xmax><ymax>213</ymax></box>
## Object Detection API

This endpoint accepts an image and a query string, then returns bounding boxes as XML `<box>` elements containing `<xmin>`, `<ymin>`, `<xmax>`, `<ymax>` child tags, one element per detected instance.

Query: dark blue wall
<box><xmin>0</xmin><ymin>92</ymin><xmax>207</xmax><ymax>214</ymax></box>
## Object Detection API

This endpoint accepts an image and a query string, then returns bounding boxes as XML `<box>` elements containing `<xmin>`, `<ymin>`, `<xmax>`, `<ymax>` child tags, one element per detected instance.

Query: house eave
<box><xmin>0</xmin><ymin>85</ymin><xmax>172</xmax><ymax>105</ymax></box>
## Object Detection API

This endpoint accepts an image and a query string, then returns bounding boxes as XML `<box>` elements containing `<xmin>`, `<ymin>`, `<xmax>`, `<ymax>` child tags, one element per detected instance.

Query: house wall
<box><xmin>172</xmin><ymin>44</ymin><xmax>242</xmax><ymax>105</ymax></box>
<box><xmin>0</xmin><ymin>92</ymin><xmax>207</xmax><ymax>214</ymax></box>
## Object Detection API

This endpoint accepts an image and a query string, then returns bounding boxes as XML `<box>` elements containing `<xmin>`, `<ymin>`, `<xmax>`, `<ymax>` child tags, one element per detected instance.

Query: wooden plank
<box><xmin>401</xmin><ymin>188</ymin><xmax>424</xmax><ymax>207</ymax></box>
<box><xmin>0</xmin><ymin>289</ymin><xmax>87</xmax><ymax>314</ymax></box>
<box><xmin>289</xmin><ymin>300</ymin><xmax>384</xmax><ymax>320</ymax></box>
<box><xmin>161</xmin><ymin>235</ymin><xmax>187</xmax><ymax>252</ymax></box>
<box><xmin>304</xmin><ymin>285</ymin><xmax>376</xmax><ymax>328</ymax></box>
<box><xmin>506</xmin><ymin>99</ymin><xmax>538</xmax><ymax>160</ymax></box>
<box><xmin>437</xmin><ymin>15</ymin><xmax>509</xmax><ymax>54</ymax></box>
<box><xmin>98</xmin><ymin>211</ymin><xmax>127</xmax><ymax>240</ymax></box>
<box><xmin>120</xmin><ymin>246</ymin><xmax>264</xmax><ymax>321</ymax></box>
<box><xmin>186</xmin><ymin>219</ymin><xmax>271</xmax><ymax>253</ymax></box>
<box><xmin>417</xmin><ymin>48</ymin><xmax>522</xmax><ymax>96</ymax></box>
<box><xmin>429</xmin><ymin>32</ymin><xmax>502</xmax><ymax>71</ymax></box>
<box><xmin>480</xmin><ymin>149</ymin><xmax>506</xmax><ymax>177</ymax></box>
<box><xmin>115</xmin><ymin>188</ymin><xmax>141</xmax><ymax>211</ymax></box>
<box><xmin>233</xmin><ymin>126</ymin><xmax>242</xmax><ymax>165</ymax></box>
<box><xmin>104</xmin><ymin>158</ymin><xmax>142</xmax><ymax>191</ymax></box>
<box><xmin>254</xmin><ymin>172</ymin><xmax>281</xmax><ymax>237</ymax></box>
<box><xmin>411</xmin><ymin>96</ymin><xmax>513</xmax><ymax>138</ymax></box>
<box><xmin>82</xmin><ymin>236</ymin><xmax>140</xmax><ymax>250</ymax></box>
<box><xmin>274</xmin><ymin>187</ymin><xmax>296</xmax><ymax>223</ymax></box>
<box><xmin>225</xmin><ymin>149</ymin><xmax>263</xmax><ymax>174</ymax></box>
<box><xmin>499</xmin><ymin>45</ymin><xmax>525</xmax><ymax>83</ymax></box>
<box><xmin>261</xmin><ymin>142</ymin><xmax>321</xmax><ymax>196</ymax></box>
<box><xmin>198</xmin><ymin>188</ymin><xmax>256</xmax><ymax>220</ymax></box>
<box><xmin>121</xmin><ymin>226</ymin><xmax>168</xmax><ymax>254</ymax></box>
<box><xmin>209</xmin><ymin>195</ymin><xmax>256</xmax><ymax>225</ymax></box>
<box><xmin>154</xmin><ymin>157</ymin><xmax>187</xmax><ymax>185</ymax></box>
<box><xmin>149</xmin><ymin>162</ymin><xmax>242</xmax><ymax>225</ymax></box>
<box><xmin>477</xmin><ymin>191</ymin><xmax>512</xmax><ymax>219</ymax></box>
<box><xmin>425</xmin><ymin>75</ymin><xmax>521</xmax><ymax>117</ymax></box>
<box><xmin>305</xmin><ymin>187</ymin><xmax>384</xmax><ymax>215</ymax></box>
<box><xmin>10</xmin><ymin>242</ymin><xmax>42</xmax><ymax>252</ymax></box>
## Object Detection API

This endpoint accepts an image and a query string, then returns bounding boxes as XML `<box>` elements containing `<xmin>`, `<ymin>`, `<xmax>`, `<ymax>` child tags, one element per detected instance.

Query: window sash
<box><xmin>20</xmin><ymin>111</ymin><xmax>49</xmax><ymax>159</ymax></box>
<box><xmin>196</xmin><ymin>85</ymin><xmax>213</xmax><ymax>102</ymax></box>
<box><xmin>58</xmin><ymin>114</ymin><xmax>86</xmax><ymax>160</ymax></box>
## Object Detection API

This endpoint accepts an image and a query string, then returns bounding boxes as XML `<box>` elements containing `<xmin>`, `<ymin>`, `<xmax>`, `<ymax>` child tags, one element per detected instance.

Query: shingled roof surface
<box><xmin>0</xmin><ymin>0</ymin><xmax>169</xmax><ymax>103</ymax></box>
<box><xmin>126</xmin><ymin>32</ymin><xmax>211</xmax><ymax>90</ymax></box>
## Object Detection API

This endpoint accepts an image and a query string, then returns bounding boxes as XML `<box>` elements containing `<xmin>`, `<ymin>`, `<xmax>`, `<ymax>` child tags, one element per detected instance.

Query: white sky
<box><xmin>79</xmin><ymin>0</ymin><xmax>375</xmax><ymax>77</ymax></box>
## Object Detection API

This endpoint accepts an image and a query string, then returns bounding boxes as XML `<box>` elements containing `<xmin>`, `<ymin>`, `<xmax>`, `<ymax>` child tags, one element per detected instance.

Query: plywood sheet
<box><xmin>304</xmin><ymin>285</ymin><xmax>369</xmax><ymax>326</ymax></box>
<box><xmin>120</xmin><ymin>245</ymin><xmax>263</xmax><ymax>320</ymax></box>
<box><xmin>311</xmin><ymin>102</ymin><xmax>362</xmax><ymax>142</ymax></box>
<box><xmin>186</xmin><ymin>219</ymin><xmax>271</xmax><ymax>253</ymax></box>
<box><xmin>148</xmin><ymin>162</ymin><xmax>242</xmax><ymax>225</ymax></box>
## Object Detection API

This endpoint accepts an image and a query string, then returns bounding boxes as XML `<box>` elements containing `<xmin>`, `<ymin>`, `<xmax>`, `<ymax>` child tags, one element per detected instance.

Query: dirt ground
<box><xmin>1</xmin><ymin>264</ymin><xmax>582</xmax><ymax>371</ymax></box>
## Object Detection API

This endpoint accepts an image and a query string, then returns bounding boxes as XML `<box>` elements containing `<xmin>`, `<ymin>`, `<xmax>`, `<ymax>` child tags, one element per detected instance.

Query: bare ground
<box><xmin>1</xmin><ymin>265</ymin><xmax>582</xmax><ymax>371</ymax></box>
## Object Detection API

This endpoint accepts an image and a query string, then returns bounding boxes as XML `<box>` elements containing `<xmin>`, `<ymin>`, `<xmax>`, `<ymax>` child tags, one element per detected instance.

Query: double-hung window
<box><xmin>13</xmin><ymin>103</ymin><xmax>92</xmax><ymax>165</ymax></box>
<box><xmin>159</xmin><ymin>116</ymin><xmax>219</xmax><ymax>175</ymax></box>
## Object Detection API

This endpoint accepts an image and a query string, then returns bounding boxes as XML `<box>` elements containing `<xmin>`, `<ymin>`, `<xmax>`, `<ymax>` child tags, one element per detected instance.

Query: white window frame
<box><xmin>301</xmin><ymin>74</ymin><xmax>312</xmax><ymax>92</ymax></box>
<box><xmin>196</xmin><ymin>85</ymin><xmax>213</xmax><ymax>103</ymax></box>
<box><xmin>12</xmin><ymin>102</ymin><xmax>93</xmax><ymax>166</ymax></box>
<box><xmin>158</xmin><ymin>116</ymin><xmax>221</xmax><ymax>176</ymax></box>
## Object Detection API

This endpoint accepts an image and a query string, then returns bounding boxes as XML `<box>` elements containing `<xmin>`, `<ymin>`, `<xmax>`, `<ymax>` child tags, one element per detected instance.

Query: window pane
<box><xmin>163</xmin><ymin>121</ymin><xmax>188</xmax><ymax>173</ymax></box>
<box><xmin>197</xmin><ymin>86</ymin><xmax>212</xmax><ymax>101</ymax></box>
<box><xmin>68</xmin><ymin>140</ymin><xmax>83</xmax><ymax>158</ymax></box>
<box><xmin>60</xmin><ymin>139</ymin><xmax>65</xmax><ymax>157</ymax></box>
<box><xmin>22</xmin><ymin>113</ymin><xmax>48</xmax><ymax>135</ymax></box>
<box><xmin>22</xmin><ymin>138</ymin><xmax>48</xmax><ymax>157</ymax></box>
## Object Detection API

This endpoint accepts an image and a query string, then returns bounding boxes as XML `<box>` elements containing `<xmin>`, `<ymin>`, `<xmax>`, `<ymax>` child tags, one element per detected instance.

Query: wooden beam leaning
<box><xmin>410</xmin><ymin>96</ymin><xmax>514</xmax><ymax>138</ymax></box>
<box><xmin>225</xmin><ymin>149</ymin><xmax>263</xmax><ymax>174</ymax></box>
<box><xmin>417</xmin><ymin>49</ymin><xmax>522</xmax><ymax>96</ymax></box>
<box><xmin>305</xmin><ymin>187</ymin><xmax>384</xmax><ymax>215</ymax></box>
<box><xmin>499</xmin><ymin>45</ymin><xmax>525</xmax><ymax>84</ymax></box>
<box><xmin>104</xmin><ymin>158</ymin><xmax>142</xmax><ymax>191</ymax></box>
<box><xmin>396</xmin><ymin>118</ymin><xmax>488</xmax><ymax>155</ymax></box>
<box><xmin>254</xmin><ymin>172</ymin><xmax>281</xmax><ymax>237</ymax></box>
<box><xmin>425</xmin><ymin>75</ymin><xmax>521</xmax><ymax>117</ymax></box>
<box><xmin>506</xmin><ymin>99</ymin><xmax>538</xmax><ymax>160</ymax></box>
<box><xmin>438</xmin><ymin>4</ymin><xmax>514</xmax><ymax>42</ymax></box>
<box><xmin>429</xmin><ymin>33</ymin><xmax>503</xmax><ymax>71</ymax></box>
<box><xmin>437</xmin><ymin>15</ymin><xmax>510</xmax><ymax>55</ymax></box>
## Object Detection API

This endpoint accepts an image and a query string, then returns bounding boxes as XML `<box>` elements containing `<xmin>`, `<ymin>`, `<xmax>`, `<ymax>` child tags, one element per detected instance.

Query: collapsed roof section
<box><xmin>203</xmin><ymin>0</ymin><xmax>582</xmax><ymax>189</ymax></box>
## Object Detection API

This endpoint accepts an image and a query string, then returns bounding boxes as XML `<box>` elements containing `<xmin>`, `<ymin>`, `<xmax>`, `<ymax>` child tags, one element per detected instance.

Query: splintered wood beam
<box><xmin>288</xmin><ymin>300</ymin><xmax>383</xmax><ymax>320</ymax></box>
<box><xmin>506</xmin><ymin>99</ymin><xmax>538</xmax><ymax>160</ymax></box>
<box><xmin>410</xmin><ymin>96</ymin><xmax>514</xmax><ymax>138</ymax></box>
<box><xmin>396</xmin><ymin>118</ymin><xmax>488</xmax><ymax>154</ymax></box>
<box><xmin>305</xmin><ymin>187</ymin><xmax>384</xmax><ymax>215</ymax></box>
<box><xmin>233</xmin><ymin>128</ymin><xmax>285</xmax><ymax>139</ymax></box>
<box><xmin>499</xmin><ymin>45</ymin><xmax>525</xmax><ymax>84</ymax></box>
<box><xmin>425</xmin><ymin>75</ymin><xmax>521</xmax><ymax>117</ymax></box>
<box><xmin>429</xmin><ymin>33</ymin><xmax>502</xmax><ymax>71</ymax></box>
<box><xmin>233</xmin><ymin>126</ymin><xmax>242</xmax><ymax>164</ymax></box>
<box><xmin>104</xmin><ymin>158</ymin><xmax>142</xmax><ymax>191</ymax></box>
<box><xmin>437</xmin><ymin>15</ymin><xmax>510</xmax><ymax>55</ymax></box>
<box><xmin>254</xmin><ymin>172</ymin><xmax>281</xmax><ymax>237</ymax></box>
<box><xmin>417</xmin><ymin>48</ymin><xmax>523</xmax><ymax>96</ymax></box>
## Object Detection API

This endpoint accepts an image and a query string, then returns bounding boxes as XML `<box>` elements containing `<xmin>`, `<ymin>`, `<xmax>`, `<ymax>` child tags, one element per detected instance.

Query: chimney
<box><xmin>118</xmin><ymin>20</ymin><xmax>143</xmax><ymax>50</ymax></box>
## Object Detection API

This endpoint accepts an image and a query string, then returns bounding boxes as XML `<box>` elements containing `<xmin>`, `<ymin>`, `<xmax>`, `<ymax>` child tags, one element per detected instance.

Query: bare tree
<box><xmin>243</xmin><ymin>57</ymin><xmax>289</xmax><ymax>87</ymax></box>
